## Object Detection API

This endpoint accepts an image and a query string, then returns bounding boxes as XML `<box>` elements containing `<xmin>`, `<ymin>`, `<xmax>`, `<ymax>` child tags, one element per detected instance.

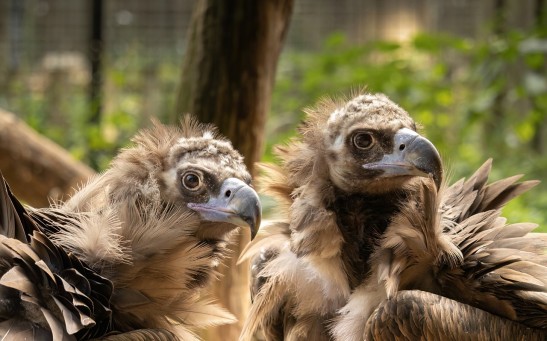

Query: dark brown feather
<box><xmin>0</xmin><ymin>173</ymin><xmax>114</xmax><ymax>340</ymax></box>
<box><xmin>97</xmin><ymin>328</ymin><xmax>178</xmax><ymax>340</ymax></box>
<box><xmin>438</xmin><ymin>162</ymin><xmax>547</xmax><ymax>329</ymax></box>
<box><xmin>365</xmin><ymin>290</ymin><xmax>546</xmax><ymax>341</ymax></box>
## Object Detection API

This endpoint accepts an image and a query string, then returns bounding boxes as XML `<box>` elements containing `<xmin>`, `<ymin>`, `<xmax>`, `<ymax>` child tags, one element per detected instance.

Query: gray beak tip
<box><xmin>252</xmin><ymin>211</ymin><xmax>261</xmax><ymax>240</ymax></box>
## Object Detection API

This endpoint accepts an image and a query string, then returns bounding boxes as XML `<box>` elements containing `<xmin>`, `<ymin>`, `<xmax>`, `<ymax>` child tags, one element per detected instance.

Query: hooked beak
<box><xmin>362</xmin><ymin>128</ymin><xmax>442</xmax><ymax>188</ymax></box>
<box><xmin>187</xmin><ymin>178</ymin><xmax>262</xmax><ymax>239</ymax></box>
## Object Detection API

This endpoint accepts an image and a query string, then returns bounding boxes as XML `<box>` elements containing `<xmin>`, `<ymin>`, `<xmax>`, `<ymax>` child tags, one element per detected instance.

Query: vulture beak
<box><xmin>363</xmin><ymin>128</ymin><xmax>442</xmax><ymax>188</ymax></box>
<box><xmin>188</xmin><ymin>178</ymin><xmax>262</xmax><ymax>239</ymax></box>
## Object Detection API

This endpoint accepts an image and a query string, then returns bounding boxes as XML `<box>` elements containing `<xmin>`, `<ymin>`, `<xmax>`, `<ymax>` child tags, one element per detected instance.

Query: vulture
<box><xmin>0</xmin><ymin>118</ymin><xmax>261</xmax><ymax>340</ymax></box>
<box><xmin>240</xmin><ymin>93</ymin><xmax>547</xmax><ymax>340</ymax></box>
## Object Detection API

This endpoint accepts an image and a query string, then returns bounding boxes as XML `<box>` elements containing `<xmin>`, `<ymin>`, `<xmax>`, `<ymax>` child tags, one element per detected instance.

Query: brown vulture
<box><xmin>240</xmin><ymin>93</ymin><xmax>547</xmax><ymax>340</ymax></box>
<box><xmin>0</xmin><ymin>118</ymin><xmax>261</xmax><ymax>340</ymax></box>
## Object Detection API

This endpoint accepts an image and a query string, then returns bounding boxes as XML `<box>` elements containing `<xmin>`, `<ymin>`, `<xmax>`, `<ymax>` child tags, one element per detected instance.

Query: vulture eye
<box><xmin>182</xmin><ymin>172</ymin><xmax>202</xmax><ymax>191</ymax></box>
<box><xmin>353</xmin><ymin>132</ymin><xmax>374</xmax><ymax>150</ymax></box>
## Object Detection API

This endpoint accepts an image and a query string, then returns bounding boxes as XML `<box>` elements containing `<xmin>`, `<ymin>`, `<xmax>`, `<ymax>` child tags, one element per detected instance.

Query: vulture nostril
<box><xmin>399</xmin><ymin>144</ymin><xmax>406</xmax><ymax>151</ymax></box>
<box><xmin>225</xmin><ymin>190</ymin><xmax>232</xmax><ymax>198</ymax></box>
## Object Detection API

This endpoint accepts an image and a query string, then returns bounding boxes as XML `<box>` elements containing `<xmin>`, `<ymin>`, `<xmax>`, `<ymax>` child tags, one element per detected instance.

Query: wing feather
<box><xmin>0</xmin><ymin>173</ymin><xmax>115</xmax><ymax>339</ymax></box>
<box><xmin>365</xmin><ymin>290</ymin><xmax>547</xmax><ymax>340</ymax></box>
<box><xmin>383</xmin><ymin>160</ymin><xmax>547</xmax><ymax>330</ymax></box>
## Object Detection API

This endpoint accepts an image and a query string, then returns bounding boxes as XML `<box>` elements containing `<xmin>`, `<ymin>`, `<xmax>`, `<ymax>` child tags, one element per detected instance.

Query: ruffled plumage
<box><xmin>242</xmin><ymin>93</ymin><xmax>547</xmax><ymax>341</ymax></box>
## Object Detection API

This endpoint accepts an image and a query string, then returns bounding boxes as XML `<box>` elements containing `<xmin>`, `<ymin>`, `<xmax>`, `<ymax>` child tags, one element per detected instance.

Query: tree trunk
<box><xmin>0</xmin><ymin>108</ymin><xmax>95</xmax><ymax>207</ymax></box>
<box><xmin>483</xmin><ymin>0</ymin><xmax>508</xmax><ymax>149</ymax></box>
<box><xmin>531</xmin><ymin>0</ymin><xmax>546</xmax><ymax>154</ymax></box>
<box><xmin>175</xmin><ymin>1</ymin><xmax>294</xmax><ymax>339</ymax></box>
<box><xmin>88</xmin><ymin>0</ymin><xmax>104</xmax><ymax>169</ymax></box>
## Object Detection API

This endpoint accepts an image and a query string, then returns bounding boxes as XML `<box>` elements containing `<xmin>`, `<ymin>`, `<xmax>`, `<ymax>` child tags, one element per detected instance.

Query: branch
<box><xmin>0</xmin><ymin>108</ymin><xmax>95</xmax><ymax>207</ymax></box>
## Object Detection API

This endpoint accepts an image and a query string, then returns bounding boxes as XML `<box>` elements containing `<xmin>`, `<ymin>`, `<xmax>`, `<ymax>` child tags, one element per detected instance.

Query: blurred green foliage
<box><xmin>268</xmin><ymin>30</ymin><xmax>547</xmax><ymax>230</ymax></box>
<box><xmin>0</xmin><ymin>48</ymin><xmax>179</xmax><ymax>170</ymax></box>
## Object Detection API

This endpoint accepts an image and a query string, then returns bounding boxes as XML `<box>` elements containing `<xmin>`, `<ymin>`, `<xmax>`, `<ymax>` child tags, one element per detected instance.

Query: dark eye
<box><xmin>353</xmin><ymin>132</ymin><xmax>374</xmax><ymax>150</ymax></box>
<box><xmin>182</xmin><ymin>172</ymin><xmax>202</xmax><ymax>191</ymax></box>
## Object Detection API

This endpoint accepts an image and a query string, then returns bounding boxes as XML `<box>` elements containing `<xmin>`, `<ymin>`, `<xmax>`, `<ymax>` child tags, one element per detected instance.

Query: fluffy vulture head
<box><xmin>266</xmin><ymin>93</ymin><xmax>442</xmax><ymax>212</ymax></box>
<box><xmin>118</xmin><ymin>117</ymin><xmax>260</xmax><ymax>238</ymax></box>
<box><xmin>318</xmin><ymin>93</ymin><xmax>441</xmax><ymax>194</ymax></box>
